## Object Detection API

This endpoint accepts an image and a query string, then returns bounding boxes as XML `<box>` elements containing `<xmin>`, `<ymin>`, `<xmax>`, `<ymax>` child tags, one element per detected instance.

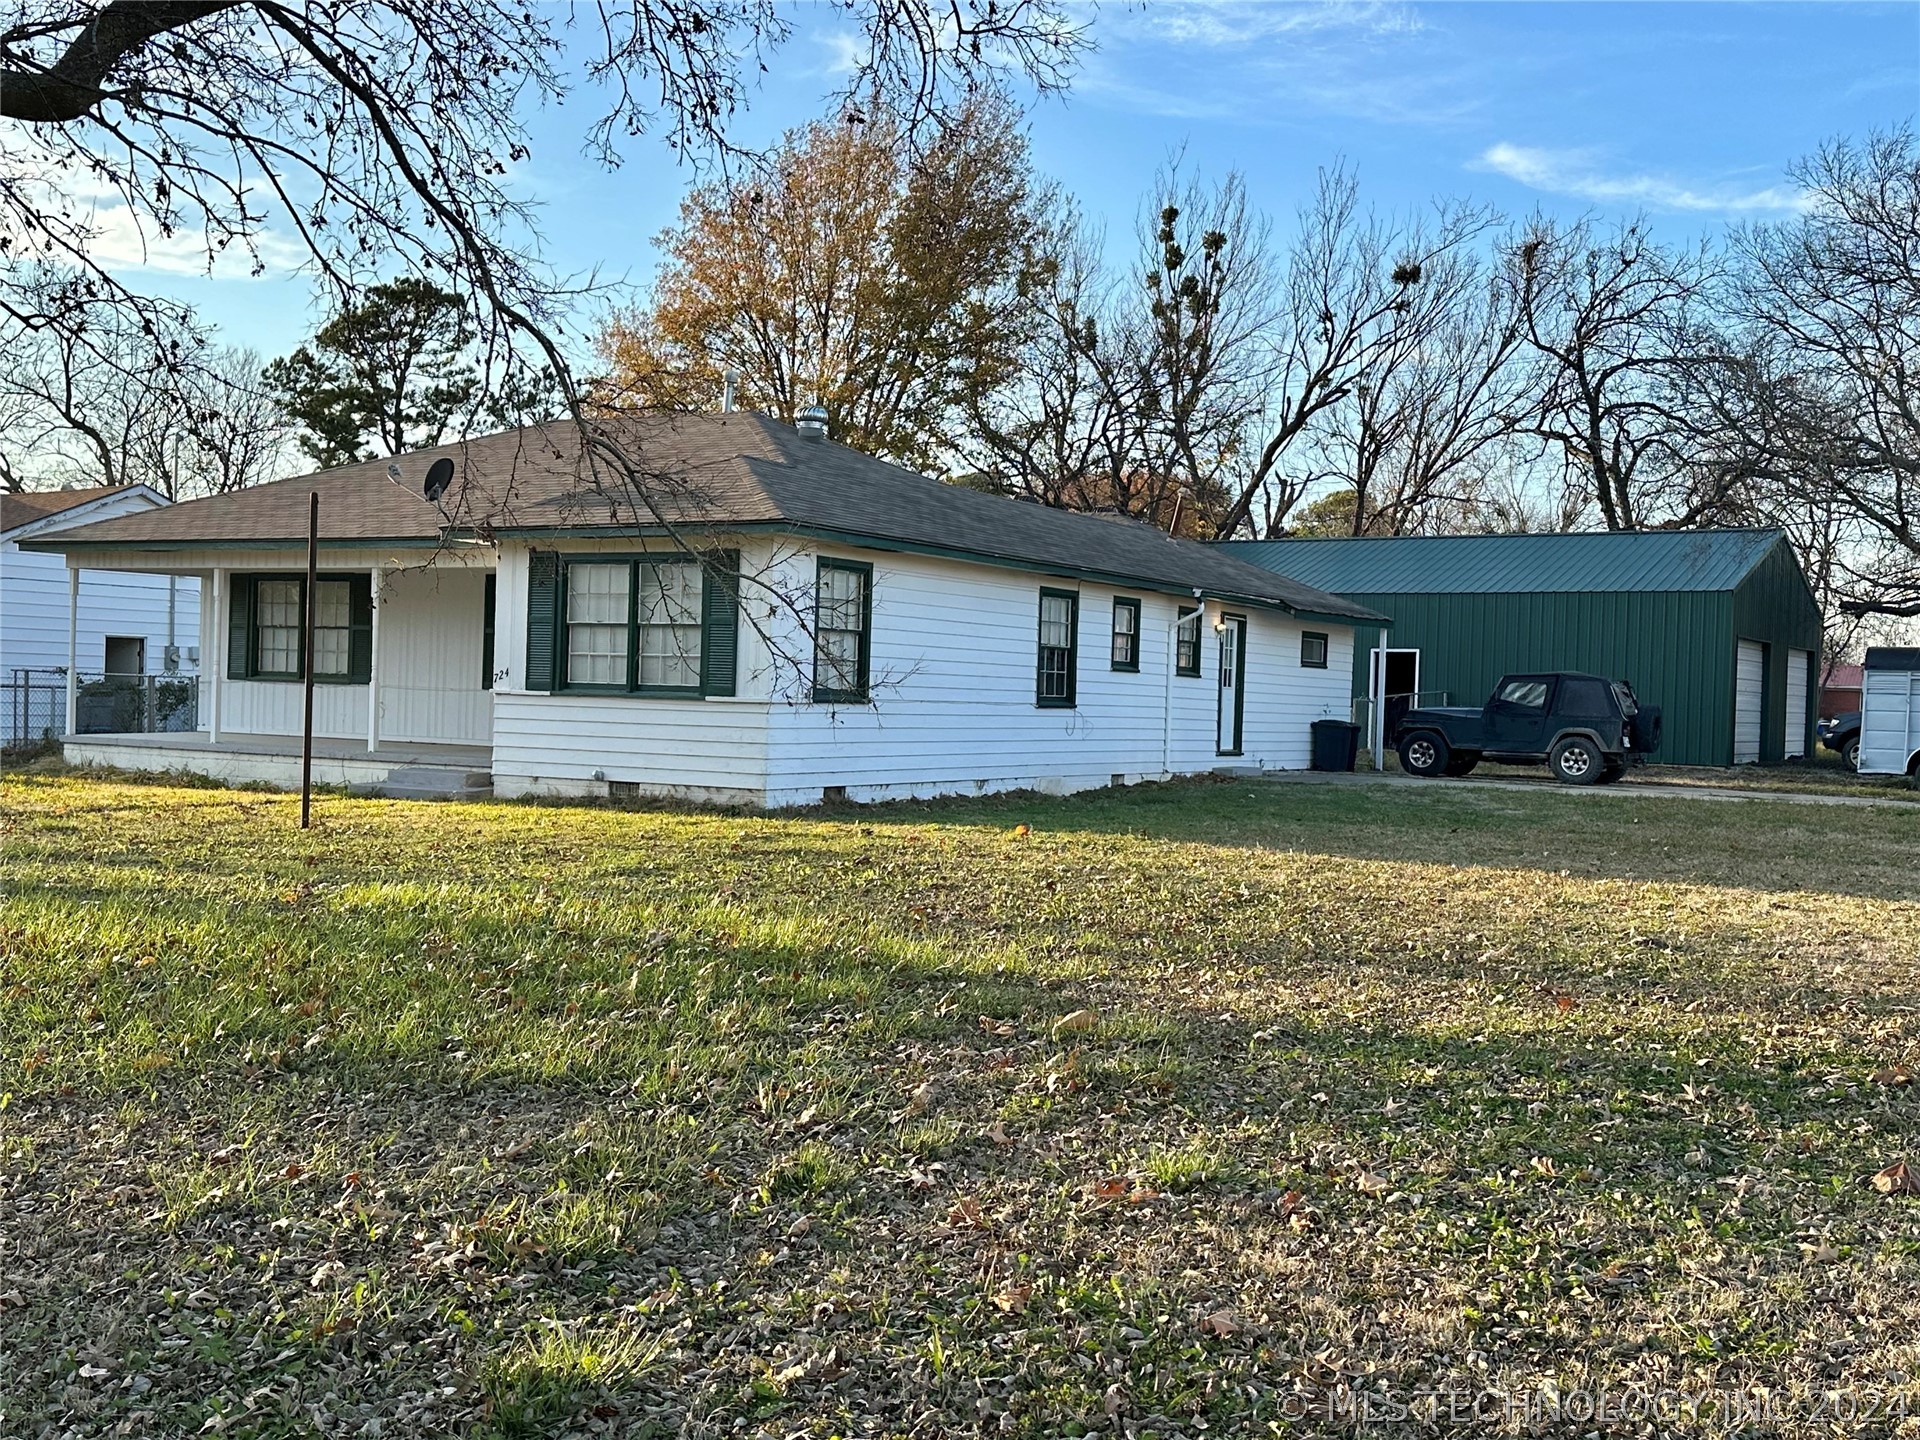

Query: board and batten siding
<box><xmin>488</xmin><ymin>538</ymin><xmax>775</xmax><ymax>802</ymax></box>
<box><xmin>489</xmin><ymin>539</ymin><xmax>1355</xmax><ymax>806</ymax></box>
<box><xmin>73</xmin><ymin>545</ymin><xmax>499</xmax><ymax>746</ymax></box>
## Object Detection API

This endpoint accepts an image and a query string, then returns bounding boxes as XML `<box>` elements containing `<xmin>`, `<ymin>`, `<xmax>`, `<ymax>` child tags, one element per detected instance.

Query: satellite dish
<box><xmin>423</xmin><ymin>457</ymin><xmax>455</xmax><ymax>503</ymax></box>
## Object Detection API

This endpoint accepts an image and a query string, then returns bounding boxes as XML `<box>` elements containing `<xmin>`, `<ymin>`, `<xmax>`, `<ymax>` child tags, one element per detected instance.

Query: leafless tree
<box><xmin>1301</xmin><ymin>231</ymin><xmax>1532</xmax><ymax>536</ymax></box>
<box><xmin>959</xmin><ymin>170</ymin><xmax>1274</xmax><ymax>535</ymax></box>
<box><xmin>1729</xmin><ymin>129</ymin><xmax>1920</xmax><ymax>617</ymax></box>
<box><xmin>0</xmin><ymin>2</ymin><xmax>1084</xmax><ymax>519</ymax></box>
<box><xmin>1213</xmin><ymin>171</ymin><xmax>1506</xmax><ymax>538</ymax></box>
<box><xmin>0</xmin><ymin>265</ymin><xmax>291</xmax><ymax>495</ymax></box>
<box><xmin>1499</xmin><ymin>214</ymin><xmax>1742</xmax><ymax>532</ymax></box>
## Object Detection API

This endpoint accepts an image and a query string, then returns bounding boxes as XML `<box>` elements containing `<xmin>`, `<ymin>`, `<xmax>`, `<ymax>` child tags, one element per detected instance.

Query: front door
<box><xmin>1486</xmin><ymin>675</ymin><xmax>1555</xmax><ymax>756</ymax></box>
<box><xmin>1217</xmin><ymin>614</ymin><xmax>1247</xmax><ymax>755</ymax></box>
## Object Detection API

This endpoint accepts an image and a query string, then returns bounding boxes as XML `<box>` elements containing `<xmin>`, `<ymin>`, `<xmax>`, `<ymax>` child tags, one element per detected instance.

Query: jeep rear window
<box><xmin>1496</xmin><ymin>679</ymin><xmax>1550</xmax><ymax>709</ymax></box>
<box><xmin>1612</xmin><ymin>681</ymin><xmax>1639</xmax><ymax>717</ymax></box>
<box><xmin>1561</xmin><ymin>678</ymin><xmax>1611</xmax><ymax>713</ymax></box>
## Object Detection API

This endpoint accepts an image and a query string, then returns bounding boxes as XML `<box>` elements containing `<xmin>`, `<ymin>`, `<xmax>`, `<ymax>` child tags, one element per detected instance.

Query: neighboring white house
<box><xmin>1</xmin><ymin>486</ymin><xmax>200</xmax><ymax>744</ymax></box>
<box><xmin>1858</xmin><ymin>647</ymin><xmax>1920</xmax><ymax>779</ymax></box>
<box><xmin>24</xmin><ymin>413</ymin><xmax>1385</xmax><ymax>805</ymax></box>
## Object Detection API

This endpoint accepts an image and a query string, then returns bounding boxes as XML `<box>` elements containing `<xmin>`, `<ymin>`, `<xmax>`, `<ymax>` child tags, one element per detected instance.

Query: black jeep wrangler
<box><xmin>1394</xmin><ymin>673</ymin><xmax>1661</xmax><ymax>786</ymax></box>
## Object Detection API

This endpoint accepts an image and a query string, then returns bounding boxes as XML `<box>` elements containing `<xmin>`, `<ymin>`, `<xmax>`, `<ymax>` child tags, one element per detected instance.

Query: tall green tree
<box><xmin>268</xmin><ymin>279</ymin><xmax>499</xmax><ymax>468</ymax></box>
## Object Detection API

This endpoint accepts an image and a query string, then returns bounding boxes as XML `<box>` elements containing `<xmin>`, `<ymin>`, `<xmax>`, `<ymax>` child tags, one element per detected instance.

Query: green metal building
<box><xmin>1220</xmin><ymin>529</ymin><xmax>1823</xmax><ymax>767</ymax></box>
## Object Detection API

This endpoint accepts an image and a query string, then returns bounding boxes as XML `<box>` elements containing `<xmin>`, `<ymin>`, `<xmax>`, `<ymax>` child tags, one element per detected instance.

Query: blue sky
<box><xmin>139</xmin><ymin>1</ymin><xmax>1920</xmax><ymax>360</ymax></box>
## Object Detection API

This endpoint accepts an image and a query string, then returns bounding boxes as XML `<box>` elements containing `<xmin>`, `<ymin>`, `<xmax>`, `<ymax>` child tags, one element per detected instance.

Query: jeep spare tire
<box><xmin>1629</xmin><ymin>704</ymin><xmax>1662</xmax><ymax>754</ymax></box>
<box><xmin>1550</xmin><ymin>735</ymin><xmax>1604</xmax><ymax>785</ymax></box>
<box><xmin>1399</xmin><ymin>731</ymin><xmax>1451</xmax><ymax>778</ymax></box>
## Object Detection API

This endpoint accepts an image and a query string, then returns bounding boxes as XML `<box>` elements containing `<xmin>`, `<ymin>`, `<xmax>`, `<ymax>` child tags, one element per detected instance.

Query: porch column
<box><xmin>366</xmin><ymin>566</ymin><xmax>382</xmax><ymax>753</ymax></box>
<box><xmin>64</xmin><ymin>566</ymin><xmax>79</xmax><ymax>736</ymax></box>
<box><xmin>208</xmin><ymin>567</ymin><xmax>224</xmax><ymax>745</ymax></box>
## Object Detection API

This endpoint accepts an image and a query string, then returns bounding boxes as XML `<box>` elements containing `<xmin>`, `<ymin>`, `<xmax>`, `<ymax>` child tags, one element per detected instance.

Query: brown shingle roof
<box><xmin>30</xmin><ymin>413</ymin><xmax>1387</xmax><ymax>622</ymax></box>
<box><xmin>0</xmin><ymin>486</ymin><xmax>137</xmax><ymax>535</ymax></box>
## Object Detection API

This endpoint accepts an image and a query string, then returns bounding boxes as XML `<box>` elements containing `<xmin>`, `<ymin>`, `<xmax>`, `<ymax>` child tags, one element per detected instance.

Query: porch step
<box><xmin>362</xmin><ymin>765</ymin><xmax>495</xmax><ymax>801</ymax></box>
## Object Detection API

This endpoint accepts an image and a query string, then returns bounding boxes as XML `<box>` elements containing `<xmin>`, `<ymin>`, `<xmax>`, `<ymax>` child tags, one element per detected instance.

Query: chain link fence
<box><xmin>2</xmin><ymin>669</ymin><xmax>200</xmax><ymax>748</ymax></box>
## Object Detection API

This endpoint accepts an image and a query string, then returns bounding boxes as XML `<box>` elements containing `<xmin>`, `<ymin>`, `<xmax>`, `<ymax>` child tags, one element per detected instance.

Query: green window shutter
<box><xmin>481</xmin><ymin>574</ymin><xmax>497</xmax><ymax>691</ymax></box>
<box><xmin>347</xmin><ymin>574</ymin><xmax>374</xmax><ymax>683</ymax></box>
<box><xmin>524</xmin><ymin>550</ymin><xmax>560</xmax><ymax>693</ymax></box>
<box><xmin>227</xmin><ymin>576</ymin><xmax>253</xmax><ymax>680</ymax></box>
<box><xmin>700</xmin><ymin>549</ymin><xmax>741</xmax><ymax>697</ymax></box>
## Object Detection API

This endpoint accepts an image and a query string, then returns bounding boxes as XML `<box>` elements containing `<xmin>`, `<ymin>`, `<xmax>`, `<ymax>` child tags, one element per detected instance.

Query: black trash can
<box><xmin>1310</xmin><ymin>718</ymin><xmax>1361</xmax><ymax>772</ymax></box>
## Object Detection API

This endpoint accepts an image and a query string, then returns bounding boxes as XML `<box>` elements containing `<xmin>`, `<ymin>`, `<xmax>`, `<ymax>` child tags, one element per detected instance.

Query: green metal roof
<box><xmin>1219</xmin><ymin>529</ymin><xmax>1790</xmax><ymax>597</ymax></box>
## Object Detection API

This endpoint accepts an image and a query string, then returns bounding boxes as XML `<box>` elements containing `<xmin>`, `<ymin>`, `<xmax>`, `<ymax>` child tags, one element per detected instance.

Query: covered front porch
<box><xmin>45</xmin><ymin>544</ymin><xmax>497</xmax><ymax>783</ymax></box>
<box><xmin>63</xmin><ymin>729</ymin><xmax>495</xmax><ymax>798</ymax></box>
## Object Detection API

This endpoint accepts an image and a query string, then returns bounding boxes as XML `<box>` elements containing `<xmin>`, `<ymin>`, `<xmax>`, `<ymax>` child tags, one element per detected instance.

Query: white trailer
<box><xmin>1858</xmin><ymin>647</ymin><xmax>1920</xmax><ymax>778</ymax></box>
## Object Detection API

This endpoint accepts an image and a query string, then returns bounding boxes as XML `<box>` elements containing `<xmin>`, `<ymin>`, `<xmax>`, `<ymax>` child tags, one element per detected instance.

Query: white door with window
<box><xmin>1734</xmin><ymin>640</ymin><xmax>1764</xmax><ymax>764</ymax></box>
<box><xmin>1784</xmin><ymin>648</ymin><xmax>1811</xmax><ymax>758</ymax></box>
<box><xmin>1216</xmin><ymin>615</ymin><xmax>1246</xmax><ymax>755</ymax></box>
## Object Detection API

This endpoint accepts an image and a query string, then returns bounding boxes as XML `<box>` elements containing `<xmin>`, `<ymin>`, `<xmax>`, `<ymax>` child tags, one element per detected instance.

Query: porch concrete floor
<box><xmin>64</xmin><ymin>731</ymin><xmax>492</xmax><ymax>770</ymax></box>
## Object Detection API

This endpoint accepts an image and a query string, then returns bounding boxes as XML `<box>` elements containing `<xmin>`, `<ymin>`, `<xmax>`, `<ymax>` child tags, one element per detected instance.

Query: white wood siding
<box><xmin>1</xmin><ymin>546</ymin><xmax>199</xmax><ymax>674</ymax></box>
<box><xmin>1784</xmin><ymin>647</ymin><xmax>1811</xmax><ymax>759</ymax></box>
<box><xmin>759</xmin><ymin>546</ymin><xmax>1354</xmax><ymax>806</ymax></box>
<box><xmin>1859</xmin><ymin>667</ymin><xmax>1920</xmax><ymax>776</ymax></box>
<box><xmin>488</xmin><ymin>539</ymin><xmax>774</xmax><ymax>801</ymax></box>
<box><xmin>1734</xmin><ymin>640</ymin><xmax>1763</xmax><ymax>764</ymax></box>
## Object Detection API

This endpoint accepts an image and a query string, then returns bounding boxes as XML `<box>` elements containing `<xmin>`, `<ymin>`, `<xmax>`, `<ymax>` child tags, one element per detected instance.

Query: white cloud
<box><xmin>78</xmin><ymin>201</ymin><xmax>308</xmax><ymax>278</ymax></box>
<box><xmin>1119</xmin><ymin>0</ymin><xmax>1424</xmax><ymax>48</ymax></box>
<box><xmin>1474</xmin><ymin>142</ymin><xmax>1805</xmax><ymax>214</ymax></box>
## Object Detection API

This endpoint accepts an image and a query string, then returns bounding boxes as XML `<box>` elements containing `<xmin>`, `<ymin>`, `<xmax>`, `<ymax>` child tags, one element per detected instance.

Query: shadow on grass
<box><xmin>795</xmin><ymin>776</ymin><xmax>1920</xmax><ymax>904</ymax></box>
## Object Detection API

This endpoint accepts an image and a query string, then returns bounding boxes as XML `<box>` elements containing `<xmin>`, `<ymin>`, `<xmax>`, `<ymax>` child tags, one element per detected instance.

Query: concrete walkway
<box><xmin>1268</xmin><ymin>768</ymin><xmax>1918</xmax><ymax>810</ymax></box>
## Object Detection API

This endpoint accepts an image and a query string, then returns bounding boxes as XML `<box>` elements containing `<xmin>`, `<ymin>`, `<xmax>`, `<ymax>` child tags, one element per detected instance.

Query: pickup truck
<box><xmin>1394</xmin><ymin>672</ymin><xmax>1661</xmax><ymax>785</ymax></box>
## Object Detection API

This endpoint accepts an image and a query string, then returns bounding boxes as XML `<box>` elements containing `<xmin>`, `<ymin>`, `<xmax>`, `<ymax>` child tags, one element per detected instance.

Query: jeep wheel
<box><xmin>1549</xmin><ymin>736</ymin><xmax>1604</xmax><ymax>786</ymax></box>
<box><xmin>1398</xmin><ymin>731</ymin><xmax>1451</xmax><ymax>778</ymax></box>
<box><xmin>1843</xmin><ymin>736</ymin><xmax>1861</xmax><ymax>772</ymax></box>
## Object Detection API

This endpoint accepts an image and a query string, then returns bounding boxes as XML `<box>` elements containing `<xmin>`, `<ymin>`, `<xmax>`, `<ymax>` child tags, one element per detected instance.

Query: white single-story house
<box><xmin>2</xmin><ymin>485</ymin><xmax>200</xmax><ymax>745</ymax></box>
<box><xmin>24</xmin><ymin>412</ymin><xmax>1386</xmax><ymax>806</ymax></box>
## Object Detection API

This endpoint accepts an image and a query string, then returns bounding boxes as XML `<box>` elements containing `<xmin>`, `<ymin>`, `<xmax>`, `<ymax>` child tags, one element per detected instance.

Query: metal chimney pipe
<box><xmin>722</xmin><ymin>368</ymin><xmax>739</xmax><ymax>414</ymax></box>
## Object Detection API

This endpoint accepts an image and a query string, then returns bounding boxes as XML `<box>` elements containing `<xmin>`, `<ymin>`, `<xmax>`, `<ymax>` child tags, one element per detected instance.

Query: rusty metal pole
<box><xmin>300</xmin><ymin>490</ymin><xmax>318</xmax><ymax>829</ymax></box>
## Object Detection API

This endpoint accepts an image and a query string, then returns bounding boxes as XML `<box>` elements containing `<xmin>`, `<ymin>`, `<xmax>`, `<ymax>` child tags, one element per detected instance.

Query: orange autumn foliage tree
<box><xmin>596</xmin><ymin>94</ymin><xmax>1052</xmax><ymax>474</ymax></box>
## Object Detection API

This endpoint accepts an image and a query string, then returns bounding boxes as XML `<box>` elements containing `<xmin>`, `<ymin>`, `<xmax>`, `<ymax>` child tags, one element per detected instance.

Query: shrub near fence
<box><xmin>1</xmin><ymin>669</ymin><xmax>198</xmax><ymax>747</ymax></box>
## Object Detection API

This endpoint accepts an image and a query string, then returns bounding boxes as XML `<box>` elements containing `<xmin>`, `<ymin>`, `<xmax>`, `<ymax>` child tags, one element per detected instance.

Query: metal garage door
<box><xmin>1784</xmin><ymin>648</ymin><xmax>1810</xmax><ymax>758</ymax></box>
<box><xmin>1735</xmin><ymin>640</ymin><xmax>1763</xmax><ymax>764</ymax></box>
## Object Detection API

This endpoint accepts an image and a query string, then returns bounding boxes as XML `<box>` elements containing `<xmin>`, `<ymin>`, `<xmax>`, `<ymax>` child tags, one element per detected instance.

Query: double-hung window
<box><xmin>813</xmin><ymin>558</ymin><xmax>872</xmax><ymax>703</ymax></box>
<box><xmin>229</xmin><ymin>574</ymin><xmax>369</xmax><ymax>683</ymax></box>
<box><xmin>563</xmin><ymin>557</ymin><xmax>704</xmax><ymax>693</ymax></box>
<box><xmin>1175</xmin><ymin>606</ymin><xmax>1202</xmax><ymax>677</ymax></box>
<box><xmin>1300</xmin><ymin>631</ymin><xmax>1329</xmax><ymax>669</ymax></box>
<box><xmin>1036</xmin><ymin>588</ymin><xmax>1078</xmax><ymax>707</ymax></box>
<box><xmin>1111</xmin><ymin>598</ymin><xmax>1140</xmax><ymax>671</ymax></box>
<box><xmin>253</xmin><ymin>578</ymin><xmax>305</xmax><ymax>678</ymax></box>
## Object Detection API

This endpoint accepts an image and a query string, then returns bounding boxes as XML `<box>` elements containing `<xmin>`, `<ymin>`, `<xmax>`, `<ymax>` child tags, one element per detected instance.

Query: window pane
<box><xmin>635</xmin><ymin>562</ymin><xmax>702</xmax><ymax>688</ymax></box>
<box><xmin>1497</xmin><ymin>680</ymin><xmax>1549</xmax><ymax>709</ymax></box>
<box><xmin>1040</xmin><ymin>594</ymin><xmax>1073</xmax><ymax>649</ymax></box>
<box><xmin>568</xmin><ymin>564</ymin><xmax>630</xmax><ymax>624</ymax></box>
<box><xmin>568</xmin><ymin>624</ymin><xmax>628</xmax><ymax>685</ymax></box>
<box><xmin>254</xmin><ymin>579</ymin><xmax>301</xmax><ymax>674</ymax></box>
<box><xmin>313</xmin><ymin>628</ymin><xmax>350</xmax><ymax>677</ymax></box>
<box><xmin>819</xmin><ymin>629</ymin><xmax>860</xmax><ymax>691</ymax></box>
<box><xmin>636</xmin><ymin>563</ymin><xmax>701</xmax><ymax>626</ymax></box>
<box><xmin>313</xmin><ymin>580</ymin><xmax>351</xmax><ymax>629</ymax></box>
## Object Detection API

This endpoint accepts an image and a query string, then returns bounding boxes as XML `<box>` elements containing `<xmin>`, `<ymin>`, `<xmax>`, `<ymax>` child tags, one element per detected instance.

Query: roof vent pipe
<box><xmin>796</xmin><ymin>403</ymin><xmax>829</xmax><ymax>441</ymax></box>
<box><xmin>722</xmin><ymin>368</ymin><xmax>739</xmax><ymax>414</ymax></box>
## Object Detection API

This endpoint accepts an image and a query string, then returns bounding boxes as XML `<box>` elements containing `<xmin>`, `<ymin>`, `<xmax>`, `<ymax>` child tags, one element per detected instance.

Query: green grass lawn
<box><xmin>4</xmin><ymin>772</ymin><xmax>1920</xmax><ymax>1437</ymax></box>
